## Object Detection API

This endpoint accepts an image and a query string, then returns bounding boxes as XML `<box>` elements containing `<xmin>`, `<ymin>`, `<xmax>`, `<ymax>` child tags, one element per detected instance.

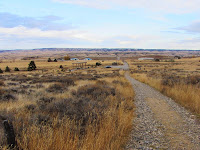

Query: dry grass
<box><xmin>0</xmin><ymin>59</ymin><xmax>122</xmax><ymax>74</ymax></box>
<box><xmin>131</xmin><ymin>71</ymin><xmax>200</xmax><ymax>115</ymax></box>
<box><xmin>0</xmin><ymin>68</ymin><xmax>134</xmax><ymax>149</ymax></box>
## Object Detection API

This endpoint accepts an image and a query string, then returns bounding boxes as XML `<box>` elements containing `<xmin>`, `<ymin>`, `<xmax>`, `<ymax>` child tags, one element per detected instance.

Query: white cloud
<box><xmin>53</xmin><ymin>0</ymin><xmax>200</xmax><ymax>14</ymax></box>
<box><xmin>1</xmin><ymin>26</ymin><xmax>200</xmax><ymax>50</ymax></box>
<box><xmin>0</xmin><ymin>26</ymin><xmax>102</xmax><ymax>42</ymax></box>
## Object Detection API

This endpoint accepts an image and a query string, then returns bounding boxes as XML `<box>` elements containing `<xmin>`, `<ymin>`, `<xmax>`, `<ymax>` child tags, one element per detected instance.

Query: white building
<box><xmin>70</xmin><ymin>58</ymin><xmax>79</xmax><ymax>61</ymax></box>
<box><xmin>138</xmin><ymin>58</ymin><xmax>154</xmax><ymax>60</ymax></box>
<box><xmin>83</xmin><ymin>58</ymin><xmax>92</xmax><ymax>61</ymax></box>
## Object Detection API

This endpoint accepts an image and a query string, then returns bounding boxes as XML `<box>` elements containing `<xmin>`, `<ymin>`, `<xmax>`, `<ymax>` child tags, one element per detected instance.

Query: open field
<box><xmin>127</xmin><ymin>57</ymin><xmax>200</xmax><ymax>116</ymax></box>
<box><xmin>0</xmin><ymin>58</ymin><xmax>134</xmax><ymax>149</ymax></box>
<box><xmin>1</xmin><ymin>49</ymin><xmax>200</xmax><ymax>149</ymax></box>
<box><xmin>0</xmin><ymin>59</ymin><xmax>123</xmax><ymax>75</ymax></box>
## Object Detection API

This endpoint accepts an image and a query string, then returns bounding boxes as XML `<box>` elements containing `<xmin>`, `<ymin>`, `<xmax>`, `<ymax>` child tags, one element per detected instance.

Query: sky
<box><xmin>0</xmin><ymin>0</ymin><xmax>200</xmax><ymax>50</ymax></box>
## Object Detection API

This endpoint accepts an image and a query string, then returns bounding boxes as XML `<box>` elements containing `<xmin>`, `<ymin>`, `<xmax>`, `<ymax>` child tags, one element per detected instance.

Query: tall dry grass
<box><xmin>132</xmin><ymin>74</ymin><xmax>200</xmax><ymax>115</ymax></box>
<box><xmin>1</xmin><ymin>74</ymin><xmax>134</xmax><ymax>150</ymax></box>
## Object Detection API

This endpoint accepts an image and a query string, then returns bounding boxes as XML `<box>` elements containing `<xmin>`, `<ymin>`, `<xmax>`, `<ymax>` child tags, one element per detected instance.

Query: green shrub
<box><xmin>48</xmin><ymin>58</ymin><xmax>52</xmax><ymax>62</ymax></box>
<box><xmin>96</xmin><ymin>62</ymin><xmax>102</xmax><ymax>66</ymax></box>
<box><xmin>5</xmin><ymin>66</ymin><xmax>11</xmax><ymax>72</ymax></box>
<box><xmin>28</xmin><ymin>61</ymin><xmax>37</xmax><ymax>71</ymax></box>
<box><xmin>14</xmin><ymin>67</ymin><xmax>19</xmax><ymax>71</ymax></box>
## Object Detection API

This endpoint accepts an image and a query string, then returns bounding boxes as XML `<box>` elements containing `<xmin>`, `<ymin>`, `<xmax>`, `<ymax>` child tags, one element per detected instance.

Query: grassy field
<box><xmin>127</xmin><ymin>57</ymin><xmax>200</xmax><ymax>116</ymax></box>
<box><xmin>0</xmin><ymin>59</ymin><xmax>122</xmax><ymax>73</ymax></box>
<box><xmin>0</xmin><ymin>60</ymin><xmax>134</xmax><ymax>149</ymax></box>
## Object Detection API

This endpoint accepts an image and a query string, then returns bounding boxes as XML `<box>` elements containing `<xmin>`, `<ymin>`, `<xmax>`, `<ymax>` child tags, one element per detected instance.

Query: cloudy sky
<box><xmin>0</xmin><ymin>0</ymin><xmax>200</xmax><ymax>50</ymax></box>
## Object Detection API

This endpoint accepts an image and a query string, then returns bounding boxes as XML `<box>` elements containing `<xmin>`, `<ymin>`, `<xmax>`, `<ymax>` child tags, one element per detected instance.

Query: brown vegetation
<box><xmin>0</xmin><ymin>69</ymin><xmax>134</xmax><ymax>149</ymax></box>
<box><xmin>128</xmin><ymin>57</ymin><xmax>200</xmax><ymax>115</ymax></box>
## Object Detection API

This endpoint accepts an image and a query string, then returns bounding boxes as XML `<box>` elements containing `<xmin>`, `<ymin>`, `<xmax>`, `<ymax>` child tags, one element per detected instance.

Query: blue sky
<box><xmin>0</xmin><ymin>0</ymin><xmax>200</xmax><ymax>50</ymax></box>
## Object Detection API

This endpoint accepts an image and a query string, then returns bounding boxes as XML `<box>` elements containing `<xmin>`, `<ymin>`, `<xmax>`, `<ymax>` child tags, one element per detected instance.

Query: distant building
<box><xmin>83</xmin><ymin>58</ymin><xmax>92</xmax><ymax>61</ymax></box>
<box><xmin>138</xmin><ymin>58</ymin><xmax>154</xmax><ymax>60</ymax></box>
<box><xmin>70</xmin><ymin>58</ymin><xmax>79</xmax><ymax>60</ymax></box>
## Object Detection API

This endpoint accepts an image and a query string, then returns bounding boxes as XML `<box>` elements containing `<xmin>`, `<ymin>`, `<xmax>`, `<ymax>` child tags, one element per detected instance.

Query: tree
<box><xmin>48</xmin><ymin>58</ymin><xmax>52</xmax><ymax>62</ymax></box>
<box><xmin>28</xmin><ymin>61</ymin><xmax>37</xmax><ymax>71</ymax></box>
<box><xmin>64</xmin><ymin>55</ymin><xmax>70</xmax><ymax>60</ymax></box>
<box><xmin>5</xmin><ymin>66</ymin><xmax>10</xmax><ymax>72</ymax></box>
<box><xmin>54</xmin><ymin>59</ymin><xmax>57</xmax><ymax>62</ymax></box>
<box><xmin>60</xmin><ymin>65</ymin><xmax>63</xmax><ymax>69</ymax></box>
<box><xmin>154</xmin><ymin>59</ymin><xmax>160</xmax><ymax>62</ymax></box>
<box><xmin>96</xmin><ymin>62</ymin><xmax>102</xmax><ymax>66</ymax></box>
<box><xmin>0</xmin><ymin>68</ymin><xmax>3</xmax><ymax>73</ymax></box>
<box><xmin>14</xmin><ymin>67</ymin><xmax>19</xmax><ymax>71</ymax></box>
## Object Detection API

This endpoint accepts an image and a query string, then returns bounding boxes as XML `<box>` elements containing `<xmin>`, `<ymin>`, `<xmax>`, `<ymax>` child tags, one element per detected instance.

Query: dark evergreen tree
<box><xmin>96</xmin><ymin>62</ymin><xmax>102</xmax><ymax>66</ymax></box>
<box><xmin>60</xmin><ymin>65</ymin><xmax>63</xmax><ymax>69</ymax></box>
<box><xmin>14</xmin><ymin>67</ymin><xmax>19</xmax><ymax>71</ymax></box>
<box><xmin>0</xmin><ymin>68</ymin><xmax>3</xmax><ymax>73</ymax></box>
<box><xmin>48</xmin><ymin>58</ymin><xmax>52</xmax><ymax>62</ymax></box>
<box><xmin>5</xmin><ymin>66</ymin><xmax>11</xmax><ymax>72</ymax></box>
<box><xmin>28</xmin><ymin>61</ymin><xmax>36</xmax><ymax>71</ymax></box>
<box><xmin>54</xmin><ymin>59</ymin><xmax>57</xmax><ymax>62</ymax></box>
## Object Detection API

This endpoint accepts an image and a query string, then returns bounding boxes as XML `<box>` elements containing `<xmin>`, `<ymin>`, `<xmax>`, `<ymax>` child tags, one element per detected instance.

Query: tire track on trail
<box><xmin>125</xmin><ymin>72</ymin><xmax>200</xmax><ymax>150</ymax></box>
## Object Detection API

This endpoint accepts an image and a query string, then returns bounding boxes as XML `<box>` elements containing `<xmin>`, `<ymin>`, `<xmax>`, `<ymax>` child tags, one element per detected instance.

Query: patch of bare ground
<box><xmin>146</xmin><ymin>98</ymin><xmax>196</xmax><ymax>149</ymax></box>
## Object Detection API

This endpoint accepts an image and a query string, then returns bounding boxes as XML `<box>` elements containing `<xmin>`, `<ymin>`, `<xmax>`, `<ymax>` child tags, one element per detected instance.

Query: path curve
<box><xmin>125</xmin><ymin>73</ymin><xmax>200</xmax><ymax>149</ymax></box>
<box><xmin>110</xmin><ymin>62</ymin><xmax>129</xmax><ymax>70</ymax></box>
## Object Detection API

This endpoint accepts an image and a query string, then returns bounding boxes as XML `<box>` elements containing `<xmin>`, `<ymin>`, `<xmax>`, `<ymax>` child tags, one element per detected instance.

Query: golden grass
<box><xmin>0</xmin><ymin>59</ymin><xmax>122</xmax><ymax>75</ymax></box>
<box><xmin>1</xmin><ymin>72</ymin><xmax>134</xmax><ymax>149</ymax></box>
<box><xmin>132</xmin><ymin>73</ymin><xmax>200</xmax><ymax>115</ymax></box>
<box><xmin>17</xmin><ymin>101</ymin><xmax>134</xmax><ymax>150</ymax></box>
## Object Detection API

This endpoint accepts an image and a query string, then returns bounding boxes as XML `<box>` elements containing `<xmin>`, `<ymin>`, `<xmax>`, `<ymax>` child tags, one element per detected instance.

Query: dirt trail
<box><xmin>125</xmin><ymin>72</ymin><xmax>200</xmax><ymax>150</ymax></box>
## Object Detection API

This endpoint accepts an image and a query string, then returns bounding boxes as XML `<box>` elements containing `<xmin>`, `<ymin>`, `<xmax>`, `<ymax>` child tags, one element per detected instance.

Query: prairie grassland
<box><xmin>127</xmin><ymin>57</ymin><xmax>200</xmax><ymax>115</ymax></box>
<box><xmin>0</xmin><ymin>59</ymin><xmax>122</xmax><ymax>75</ymax></box>
<box><xmin>0</xmin><ymin>59</ymin><xmax>122</xmax><ymax>69</ymax></box>
<box><xmin>0</xmin><ymin>66</ymin><xmax>134</xmax><ymax>149</ymax></box>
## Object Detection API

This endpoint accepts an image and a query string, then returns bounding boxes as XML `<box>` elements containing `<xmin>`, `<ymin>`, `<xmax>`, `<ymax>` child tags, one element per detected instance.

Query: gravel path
<box><xmin>125</xmin><ymin>72</ymin><xmax>200</xmax><ymax>150</ymax></box>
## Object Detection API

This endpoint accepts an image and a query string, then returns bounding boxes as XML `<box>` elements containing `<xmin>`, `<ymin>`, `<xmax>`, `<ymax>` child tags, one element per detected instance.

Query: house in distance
<box><xmin>70</xmin><ymin>58</ymin><xmax>79</xmax><ymax>61</ymax></box>
<box><xmin>83</xmin><ymin>58</ymin><xmax>92</xmax><ymax>61</ymax></box>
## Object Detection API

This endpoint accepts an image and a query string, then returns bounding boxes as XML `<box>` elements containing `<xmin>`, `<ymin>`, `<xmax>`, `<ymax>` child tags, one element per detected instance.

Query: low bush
<box><xmin>75</xmin><ymin>84</ymin><xmax>116</xmax><ymax>101</ymax></box>
<box><xmin>14</xmin><ymin>67</ymin><xmax>20</xmax><ymax>71</ymax></box>
<box><xmin>0</xmin><ymin>93</ymin><xmax>16</xmax><ymax>102</ymax></box>
<box><xmin>46</xmin><ymin>83</ymin><xmax>67</xmax><ymax>93</ymax></box>
<box><xmin>0</xmin><ymin>80</ymin><xmax>4</xmax><ymax>86</ymax></box>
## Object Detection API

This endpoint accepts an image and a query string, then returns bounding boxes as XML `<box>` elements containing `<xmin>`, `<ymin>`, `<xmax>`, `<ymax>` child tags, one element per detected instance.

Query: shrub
<box><xmin>37</xmin><ymin>97</ymin><xmax>55</xmax><ymax>105</ymax></box>
<box><xmin>46</xmin><ymin>83</ymin><xmax>67</xmax><ymax>93</ymax></box>
<box><xmin>0</xmin><ymin>68</ymin><xmax>3</xmax><ymax>73</ymax></box>
<box><xmin>0</xmin><ymin>87</ymin><xmax>4</xmax><ymax>95</ymax></box>
<box><xmin>186</xmin><ymin>75</ymin><xmax>200</xmax><ymax>85</ymax></box>
<box><xmin>60</xmin><ymin>65</ymin><xmax>63</xmax><ymax>69</ymax></box>
<box><xmin>0</xmin><ymin>93</ymin><xmax>16</xmax><ymax>102</ymax></box>
<box><xmin>75</xmin><ymin>84</ymin><xmax>116</xmax><ymax>101</ymax></box>
<box><xmin>5</xmin><ymin>66</ymin><xmax>11</xmax><ymax>72</ymax></box>
<box><xmin>46</xmin><ymin>98</ymin><xmax>99</xmax><ymax>127</ymax></box>
<box><xmin>28</xmin><ymin>61</ymin><xmax>36</xmax><ymax>71</ymax></box>
<box><xmin>14</xmin><ymin>67</ymin><xmax>20</xmax><ymax>71</ymax></box>
<box><xmin>25</xmin><ymin>104</ymin><xmax>36</xmax><ymax>111</ymax></box>
<box><xmin>0</xmin><ymin>81</ymin><xmax>4</xmax><ymax>86</ymax></box>
<box><xmin>112</xmin><ymin>62</ymin><xmax>118</xmax><ymax>65</ymax></box>
<box><xmin>161</xmin><ymin>75</ymin><xmax>181</xmax><ymax>87</ymax></box>
<box><xmin>47</xmin><ymin>58</ymin><xmax>52</xmax><ymax>62</ymax></box>
<box><xmin>96</xmin><ymin>62</ymin><xmax>102</xmax><ymax>66</ymax></box>
<box><xmin>54</xmin><ymin>59</ymin><xmax>57</xmax><ymax>62</ymax></box>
